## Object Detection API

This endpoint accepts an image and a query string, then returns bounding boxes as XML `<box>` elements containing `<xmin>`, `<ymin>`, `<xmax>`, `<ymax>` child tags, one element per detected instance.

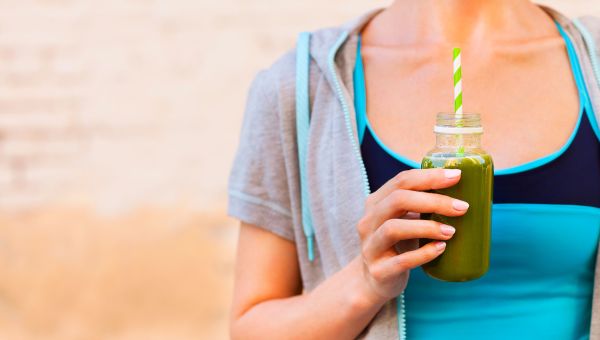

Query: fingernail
<box><xmin>435</xmin><ymin>241</ymin><xmax>446</xmax><ymax>250</ymax></box>
<box><xmin>452</xmin><ymin>199</ymin><xmax>469</xmax><ymax>211</ymax></box>
<box><xmin>441</xmin><ymin>225</ymin><xmax>456</xmax><ymax>236</ymax></box>
<box><xmin>444</xmin><ymin>169</ymin><xmax>461</xmax><ymax>178</ymax></box>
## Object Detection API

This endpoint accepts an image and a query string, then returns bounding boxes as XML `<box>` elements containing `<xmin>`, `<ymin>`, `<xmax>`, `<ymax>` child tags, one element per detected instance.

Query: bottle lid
<box><xmin>434</xmin><ymin>113</ymin><xmax>483</xmax><ymax>134</ymax></box>
<box><xmin>433</xmin><ymin>126</ymin><xmax>483</xmax><ymax>134</ymax></box>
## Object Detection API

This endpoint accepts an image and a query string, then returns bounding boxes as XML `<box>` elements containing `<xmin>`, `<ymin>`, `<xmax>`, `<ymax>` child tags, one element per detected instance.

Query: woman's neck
<box><xmin>363</xmin><ymin>0</ymin><xmax>557</xmax><ymax>46</ymax></box>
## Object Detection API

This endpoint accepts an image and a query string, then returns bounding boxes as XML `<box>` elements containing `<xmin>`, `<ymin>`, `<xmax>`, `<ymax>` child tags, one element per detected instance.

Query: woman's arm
<box><xmin>230</xmin><ymin>223</ymin><xmax>386</xmax><ymax>340</ymax></box>
<box><xmin>230</xmin><ymin>169</ymin><xmax>467</xmax><ymax>340</ymax></box>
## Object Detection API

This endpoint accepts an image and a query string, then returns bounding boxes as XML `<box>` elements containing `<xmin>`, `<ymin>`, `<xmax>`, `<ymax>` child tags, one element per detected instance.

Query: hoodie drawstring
<box><xmin>296</xmin><ymin>31</ymin><xmax>315</xmax><ymax>262</ymax></box>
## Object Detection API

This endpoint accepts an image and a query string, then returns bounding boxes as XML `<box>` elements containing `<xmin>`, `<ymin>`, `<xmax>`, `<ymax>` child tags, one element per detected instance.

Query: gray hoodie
<box><xmin>228</xmin><ymin>5</ymin><xmax>600</xmax><ymax>339</ymax></box>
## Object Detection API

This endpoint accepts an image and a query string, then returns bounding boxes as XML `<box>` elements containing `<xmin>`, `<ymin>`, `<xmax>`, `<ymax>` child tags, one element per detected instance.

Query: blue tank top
<box><xmin>354</xmin><ymin>23</ymin><xmax>600</xmax><ymax>339</ymax></box>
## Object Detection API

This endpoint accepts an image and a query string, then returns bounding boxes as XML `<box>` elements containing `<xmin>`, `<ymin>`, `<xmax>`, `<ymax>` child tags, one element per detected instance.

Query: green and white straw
<box><xmin>453</xmin><ymin>47</ymin><xmax>465</xmax><ymax>156</ymax></box>
<box><xmin>453</xmin><ymin>48</ymin><xmax>463</xmax><ymax>115</ymax></box>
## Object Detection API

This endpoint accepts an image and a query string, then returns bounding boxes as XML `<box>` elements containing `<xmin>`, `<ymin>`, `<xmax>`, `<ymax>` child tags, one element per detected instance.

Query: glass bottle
<box><xmin>420</xmin><ymin>113</ymin><xmax>494</xmax><ymax>282</ymax></box>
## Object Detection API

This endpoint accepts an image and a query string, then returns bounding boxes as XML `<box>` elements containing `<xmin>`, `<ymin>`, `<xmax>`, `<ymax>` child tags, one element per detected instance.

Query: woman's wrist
<box><xmin>348</xmin><ymin>256</ymin><xmax>390</xmax><ymax>310</ymax></box>
<box><xmin>300</xmin><ymin>255</ymin><xmax>393</xmax><ymax>336</ymax></box>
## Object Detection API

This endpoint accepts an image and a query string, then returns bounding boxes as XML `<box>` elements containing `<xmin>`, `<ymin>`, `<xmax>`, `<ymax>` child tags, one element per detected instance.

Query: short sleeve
<box><xmin>227</xmin><ymin>69</ymin><xmax>295</xmax><ymax>241</ymax></box>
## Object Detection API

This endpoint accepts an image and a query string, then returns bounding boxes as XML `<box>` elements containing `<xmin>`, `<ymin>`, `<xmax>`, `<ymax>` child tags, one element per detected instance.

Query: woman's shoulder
<box><xmin>243</xmin><ymin>26</ymin><xmax>347</xmax><ymax>130</ymax></box>
<box><xmin>229</xmin><ymin>17</ymin><xmax>364</xmax><ymax>242</ymax></box>
<box><xmin>251</xmin><ymin>25</ymin><xmax>347</xmax><ymax>91</ymax></box>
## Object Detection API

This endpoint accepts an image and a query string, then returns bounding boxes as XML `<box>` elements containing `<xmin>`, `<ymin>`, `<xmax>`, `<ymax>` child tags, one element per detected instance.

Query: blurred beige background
<box><xmin>0</xmin><ymin>1</ymin><xmax>596</xmax><ymax>339</ymax></box>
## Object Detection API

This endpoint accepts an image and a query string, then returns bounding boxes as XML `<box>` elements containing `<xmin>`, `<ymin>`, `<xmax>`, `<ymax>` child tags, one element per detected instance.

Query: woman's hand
<box><xmin>357</xmin><ymin>168</ymin><xmax>469</xmax><ymax>302</ymax></box>
<box><xmin>231</xmin><ymin>169</ymin><xmax>469</xmax><ymax>340</ymax></box>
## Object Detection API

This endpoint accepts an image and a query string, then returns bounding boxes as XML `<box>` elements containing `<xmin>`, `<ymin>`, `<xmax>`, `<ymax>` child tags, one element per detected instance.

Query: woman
<box><xmin>228</xmin><ymin>1</ymin><xmax>600</xmax><ymax>339</ymax></box>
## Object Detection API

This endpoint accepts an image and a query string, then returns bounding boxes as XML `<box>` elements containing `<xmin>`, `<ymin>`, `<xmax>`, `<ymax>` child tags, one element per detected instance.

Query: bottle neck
<box><xmin>435</xmin><ymin>133</ymin><xmax>482</xmax><ymax>150</ymax></box>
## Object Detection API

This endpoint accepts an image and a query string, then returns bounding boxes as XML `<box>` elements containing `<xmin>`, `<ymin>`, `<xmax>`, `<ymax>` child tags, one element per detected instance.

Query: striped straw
<box><xmin>453</xmin><ymin>48</ymin><xmax>463</xmax><ymax>115</ymax></box>
<box><xmin>453</xmin><ymin>47</ymin><xmax>465</xmax><ymax>156</ymax></box>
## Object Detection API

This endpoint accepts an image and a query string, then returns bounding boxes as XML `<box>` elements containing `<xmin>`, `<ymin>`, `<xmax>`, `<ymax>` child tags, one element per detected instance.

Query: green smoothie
<box><xmin>420</xmin><ymin>153</ymin><xmax>493</xmax><ymax>282</ymax></box>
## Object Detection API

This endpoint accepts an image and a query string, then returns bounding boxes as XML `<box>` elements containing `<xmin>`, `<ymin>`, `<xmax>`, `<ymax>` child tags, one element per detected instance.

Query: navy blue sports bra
<box><xmin>360</xmin><ymin>108</ymin><xmax>600</xmax><ymax>207</ymax></box>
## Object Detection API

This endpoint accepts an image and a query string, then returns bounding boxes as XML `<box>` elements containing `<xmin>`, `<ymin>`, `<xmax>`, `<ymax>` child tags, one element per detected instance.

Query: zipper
<box><xmin>572</xmin><ymin>19</ymin><xmax>600</xmax><ymax>142</ymax></box>
<box><xmin>327</xmin><ymin>30</ymin><xmax>407</xmax><ymax>340</ymax></box>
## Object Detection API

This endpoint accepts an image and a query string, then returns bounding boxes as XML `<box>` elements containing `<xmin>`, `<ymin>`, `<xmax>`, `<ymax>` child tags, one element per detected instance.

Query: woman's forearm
<box><xmin>231</xmin><ymin>256</ymin><xmax>388</xmax><ymax>340</ymax></box>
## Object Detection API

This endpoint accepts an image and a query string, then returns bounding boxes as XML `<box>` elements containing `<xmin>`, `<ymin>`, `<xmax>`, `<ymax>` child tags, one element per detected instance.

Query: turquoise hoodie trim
<box><xmin>354</xmin><ymin>36</ymin><xmax>368</xmax><ymax>145</ymax></box>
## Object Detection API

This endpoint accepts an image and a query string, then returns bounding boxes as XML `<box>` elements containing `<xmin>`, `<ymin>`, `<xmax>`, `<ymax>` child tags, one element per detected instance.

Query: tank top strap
<box><xmin>556</xmin><ymin>21</ymin><xmax>600</xmax><ymax>143</ymax></box>
<box><xmin>556</xmin><ymin>21</ymin><xmax>588</xmax><ymax>114</ymax></box>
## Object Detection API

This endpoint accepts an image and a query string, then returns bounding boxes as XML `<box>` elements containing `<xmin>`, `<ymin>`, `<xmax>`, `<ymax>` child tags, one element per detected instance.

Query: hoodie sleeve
<box><xmin>227</xmin><ymin>69</ymin><xmax>295</xmax><ymax>242</ymax></box>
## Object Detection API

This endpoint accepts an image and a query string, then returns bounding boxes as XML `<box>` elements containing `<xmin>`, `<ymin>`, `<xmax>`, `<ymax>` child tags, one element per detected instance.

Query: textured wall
<box><xmin>0</xmin><ymin>0</ymin><xmax>593</xmax><ymax>213</ymax></box>
<box><xmin>0</xmin><ymin>1</ymin><xmax>595</xmax><ymax>339</ymax></box>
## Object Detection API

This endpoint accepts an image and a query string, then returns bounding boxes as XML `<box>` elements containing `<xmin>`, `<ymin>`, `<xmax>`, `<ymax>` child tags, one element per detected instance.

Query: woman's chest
<box><xmin>361</xmin><ymin>42</ymin><xmax>580</xmax><ymax>170</ymax></box>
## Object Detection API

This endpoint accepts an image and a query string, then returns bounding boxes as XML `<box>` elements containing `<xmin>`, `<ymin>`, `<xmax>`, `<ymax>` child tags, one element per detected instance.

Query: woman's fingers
<box><xmin>355</xmin><ymin>168</ymin><xmax>466</xmax><ymax>298</ymax></box>
<box><xmin>383</xmin><ymin>189</ymin><xmax>469</xmax><ymax>216</ymax></box>
<box><xmin>359</xmin><ymin>189</ymin><xmax>468</xmax><ymax>237</ymax></box>
<box><xmin>362</xmin><ymin>219</ymin><xmax>455</xmax><ymax>261</ymax></box>
<box><xmin>365</xmin><ymin>168</ymin><xmax>462</xmax><ymax>207</ymax></box>
<box><xmin>367</xmin><ymin>240</ymin><xmax>447</xmax><ymax>284</ymax></box>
